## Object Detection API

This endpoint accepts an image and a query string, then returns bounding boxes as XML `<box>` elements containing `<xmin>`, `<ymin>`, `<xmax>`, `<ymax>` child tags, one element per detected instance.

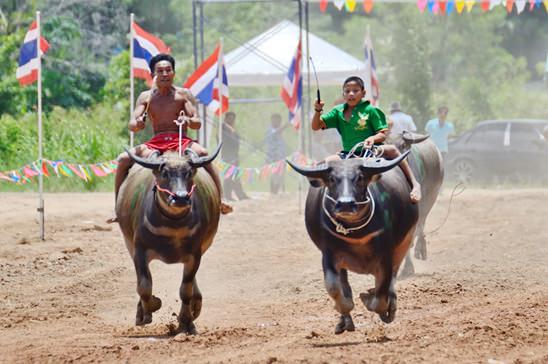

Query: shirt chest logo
<box><xmin>354</xmin><ymin>112</ymin><xmax>369</xmax><ymax>130</ymax></box>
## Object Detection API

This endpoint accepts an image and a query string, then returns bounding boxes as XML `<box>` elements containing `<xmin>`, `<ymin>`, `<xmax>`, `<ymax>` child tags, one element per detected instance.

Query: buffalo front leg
<box><xmin>178</xmin><ymin>255</ymin><xmax>202</xmax><ymax>335</ymax></box>
<box><xmin>360</xmin><ymin>263</ymin><xmax>397</xmax><ymax>324</ymax></box>
<box><xmin>322</xmin><ymin>255</ymin><xmax>355</xmax><ymax>334</ymax></box>
<box><xmin>134</xmin><ymin>249</ymin><xmax>162</xmax><ymax>326</ymax></box>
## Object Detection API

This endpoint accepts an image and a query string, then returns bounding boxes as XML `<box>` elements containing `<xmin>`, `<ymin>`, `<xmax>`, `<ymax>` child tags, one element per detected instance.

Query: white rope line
<box><xmin>321</xmin><ymin>186</ymin><xmax>375</xmax><ymax>236</ymax></box>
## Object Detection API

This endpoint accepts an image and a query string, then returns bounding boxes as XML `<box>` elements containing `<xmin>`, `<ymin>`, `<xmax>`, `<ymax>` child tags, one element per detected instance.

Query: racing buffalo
<box><xmin>287</xmin><ymin>151</ymin><xmax>418</xmax><ymax>334</ymax></box>
<box><xmin>116</xmin><ymin>146</ymin><xmax>221</xmax><ymax>335</ymax></box>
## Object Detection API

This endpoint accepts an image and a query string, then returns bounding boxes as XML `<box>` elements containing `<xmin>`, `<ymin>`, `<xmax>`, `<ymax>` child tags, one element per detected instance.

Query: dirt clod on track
<box><xmin>1</xmin><ymin>189</ymin><xmax>547</xmax><ymax>363</ymax></box>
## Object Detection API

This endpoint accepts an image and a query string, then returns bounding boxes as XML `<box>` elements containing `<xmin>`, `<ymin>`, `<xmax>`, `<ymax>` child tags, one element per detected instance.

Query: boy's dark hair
<box><xmin>438</xmin><ymin>105</ymin><xmax>449</xmax><ymax>114</ymax></box>
<box><xmin>149</xmin><ymin>53</ymin><xmax>175</xmax><ymax>73</ymax></box>
<box><xmin>343</xmin><ymin>76</ymin><xmax>365</xmax><ymax>90</ymax></box>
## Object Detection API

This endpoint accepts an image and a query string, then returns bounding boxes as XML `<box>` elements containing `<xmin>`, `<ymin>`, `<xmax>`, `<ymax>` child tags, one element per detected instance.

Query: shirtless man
<box><xmin>113</xmin><ymin>53</ymin><xmax>231</xmax><ymax>216</ymax></box>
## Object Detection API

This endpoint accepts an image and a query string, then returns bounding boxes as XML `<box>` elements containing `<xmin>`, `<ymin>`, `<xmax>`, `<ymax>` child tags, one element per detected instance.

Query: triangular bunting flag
<box><xmin>465</xmin><ymin>0</ymin><xmax>476</xmax><ymax>12</ymax></box>
<box><xmin>516</xmin><ymin>0</ymin><xmax>527</xmax><ymax>12</ymax></box>
<box><xmin>439</xmin><ymin>0</ymin><xmax>447</xmax><ymax>13</ymax></box>
<box><xmin>364</xmin><ymin>0</ymin><xmax>375</xmax><ymax>13</ymax></box>
<box><xmin>345</xmin><ymin>0</ymin><xmax>357</xmax><ymax>12</ymax></box>
<box><xmin>456</xmin><ymin>0</ymin><xmax>466</xmax><ymax>12</ymax></box>
<box><xmin>447</xmin><ymin>0</ymin><xmax>455</xmax><ymax>13</ymax></box>
<box><xmin>506</xmin><ymin>0</ymin><xmax>515</xmax><ymax>12</ymax></box>
<box><xmin>333</xmin><ymin>0</ymin><xmax>345</xmax><ymax>10</ymax></box>
<box><xmin>319</xmin><ymin>0</ymin><xmax>328</xmax><ymax>12</ymax></box>
<box><xmin>418</xmin><ymin>0</ymin><xmax>428</xmax><ymax>12</ymax></box>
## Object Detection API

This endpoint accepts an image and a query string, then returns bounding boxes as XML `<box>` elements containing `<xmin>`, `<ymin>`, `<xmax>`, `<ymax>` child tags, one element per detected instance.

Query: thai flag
<box><xmin>16</xmin><ymin>21</ymin><xmax>49</xmax><ymax>86</ymax></box>
<box><xmin>132</xmin><ymin>21</ymin><xmax>170</xmax><ymax>83</ymax></box>
<box><xmin>364</xmin><ymin>31</ymin><xmax>380</xmax><ymax>106</ymax></box>
<box><xmin>184</xmin><ymin>44</ymin><xmax>229</xmax><ymax>116</ymax></box>
<box><xmin>280</xmin><ymin>40</ymin><xmax>302</xmax><ymax>129</ymax></box>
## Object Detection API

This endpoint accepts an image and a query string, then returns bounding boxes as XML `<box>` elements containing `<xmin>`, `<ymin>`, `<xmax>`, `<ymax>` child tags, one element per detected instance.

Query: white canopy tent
<box><xmin>225</xmin><ymin>20</ymin><xmax>366</xmax><ymax>87</ymax></box>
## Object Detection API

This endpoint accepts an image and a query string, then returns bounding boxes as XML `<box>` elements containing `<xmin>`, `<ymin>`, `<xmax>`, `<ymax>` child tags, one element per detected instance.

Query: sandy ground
<box><xmin>0</xmin><ymin>188</ymin><xmax>547</xmax><ymax>364</ymax></box>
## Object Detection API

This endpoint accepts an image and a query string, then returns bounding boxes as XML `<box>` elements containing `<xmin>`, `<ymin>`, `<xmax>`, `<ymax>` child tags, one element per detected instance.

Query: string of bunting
<box><xmin>318</xmin><ymin>0</ymin><xmax>548</xmax><ymax>14</ymax></box>
<box><xmin>214</xmin><ymin>152</ymin><xmax>318</xmax><ymax>185</ymax></box>
<box><xmin>0</xmin><ymin>153</ymin><xmax>317</xmax><ymax>185</ymax></box>
<box><xmin>0</xmin><ymin>159</ymin><xmax>119</xmax><ymax>184</ymax></box>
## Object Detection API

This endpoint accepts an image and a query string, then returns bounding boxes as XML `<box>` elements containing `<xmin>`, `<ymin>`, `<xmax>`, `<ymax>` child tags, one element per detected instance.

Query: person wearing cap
<box><xmin>388</xmin><ymin>101</ymin><xmax>416</xmax><ymax>137</ymax></box>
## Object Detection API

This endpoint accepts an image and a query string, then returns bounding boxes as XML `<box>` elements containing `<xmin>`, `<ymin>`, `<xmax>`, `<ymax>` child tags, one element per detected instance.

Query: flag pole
<box><xmin>129</xmin><ymin>13</ymin><xmax>135</xmax><ymax>148</ymax></box>
<box><xmin>365</xmin><ymin>25</ymin><xmax>373</xmax><ymax>105</ymax></box>
<box><xmin>37</xmin><ymin>11</ymin><xmax>45</xmax><ymax>241</ymax></box>
<box><xmin>217</xmin><ymin>39</ymin><xmax>223</xmax><ymax>147</ymax></box>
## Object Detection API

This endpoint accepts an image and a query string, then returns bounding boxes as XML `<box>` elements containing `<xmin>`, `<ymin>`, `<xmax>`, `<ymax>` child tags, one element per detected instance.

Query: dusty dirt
<box><xmin>0</xmin><ymin>188</ymin><xmax>547</xmax><ymax>363</ymax></box>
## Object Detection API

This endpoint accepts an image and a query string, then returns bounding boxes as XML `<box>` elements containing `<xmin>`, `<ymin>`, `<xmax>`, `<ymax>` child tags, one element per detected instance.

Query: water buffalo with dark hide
<box><xmin>287</xmin><ymin>151</ymin><xmax>418</xmax><ymax>334</ymax></box>
<box><xmin>388</xmin><ymin>131</ymin><xmax>444</xmax><ymax>277</ymax></box>
<box><xmin>116</xmin><ymin>146</ymin><xmax>221</xmax><ymax>335</ymax></box>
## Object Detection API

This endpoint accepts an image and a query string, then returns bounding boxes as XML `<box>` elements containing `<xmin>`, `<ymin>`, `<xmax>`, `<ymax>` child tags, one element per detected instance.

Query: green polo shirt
<box><xmin>321</xmin><ymin>100</ymin><xmax>388</xmax><ymax>152</ymax></box>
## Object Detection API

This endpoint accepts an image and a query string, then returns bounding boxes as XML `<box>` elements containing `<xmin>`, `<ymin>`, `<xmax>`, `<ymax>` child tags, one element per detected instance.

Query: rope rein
<box><xmin>154</xmin><ymin>182</ymin><xmax>196</xmax><ymax>199</ymax></box>
<box><xmin>322</xmin><ymin>187</ymin><xmax>376</xmax><ymax>236</ymax></box>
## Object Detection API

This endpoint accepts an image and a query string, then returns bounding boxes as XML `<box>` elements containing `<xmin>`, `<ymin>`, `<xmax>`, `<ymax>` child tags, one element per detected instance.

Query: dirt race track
<box><xmin>0</xmin><ymin>188</ymin><xmax>547</xmax><ymax>363</ymax></box>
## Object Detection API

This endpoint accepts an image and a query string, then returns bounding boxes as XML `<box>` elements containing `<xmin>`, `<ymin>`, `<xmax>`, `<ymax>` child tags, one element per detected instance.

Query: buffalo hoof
<box><xmin>178</xmin><ymin>321</ymin><xmax>198</xmax><ymax>335</ymax></box>
<box><xmin>135</xmin><ymin>296</ymin><xmax>162</xmax><ymax>326</ymax></box>
<box><xmin>379</xmin><ymin>295</ymin><xmax>397</xmax><ymax>324</ymax></box>
<box><xmin>334</xmin><ymin>314</ymin><xmax>355</xmax><ymax>335</ymax></box>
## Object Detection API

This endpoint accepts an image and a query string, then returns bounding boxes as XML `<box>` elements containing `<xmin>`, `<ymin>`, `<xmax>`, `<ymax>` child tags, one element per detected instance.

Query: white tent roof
<box><xmin>225</xmin><ymin>20</ymin><xmax>366</xmax><ymax>87</ymax></box>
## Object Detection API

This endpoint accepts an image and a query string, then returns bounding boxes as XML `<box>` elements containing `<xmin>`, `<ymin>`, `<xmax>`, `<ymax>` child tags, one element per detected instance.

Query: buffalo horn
<box><xmin>188</xmin><ymin>143</ymin><xmax>222</xmax><ymax>168</ymax></box>
<box><xmin>125</xmin><ymin>148</ymin><xmax>163</xmax><ymax>170</ymax></box>
<box><xmin>360</xmin><ymin>150</ymin><xmax>410</xmax><ymax>174</ymax></box>
<box><xmin>286</xmin><ymin>160</ymin><xmax>331</xmax><ymax>179</ymax></box>
<box><xmin>402</xmin><ymin>131</ymin><xmax>430</xmax><ymax>144</ymax></box>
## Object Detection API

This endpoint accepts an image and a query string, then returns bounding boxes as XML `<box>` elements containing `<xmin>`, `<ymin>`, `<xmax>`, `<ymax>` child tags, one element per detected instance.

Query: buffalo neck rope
<box><xmin>322</xmin><ymin>187</ymin><xmax>375</xmax><ymax>236</ymax></box>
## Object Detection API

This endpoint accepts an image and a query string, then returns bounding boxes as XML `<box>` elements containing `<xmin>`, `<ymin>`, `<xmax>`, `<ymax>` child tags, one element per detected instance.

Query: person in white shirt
<box><xmin>388</xmin><ymin>101</ymin><xmax>417</xmax><ymax>137</ymax></box>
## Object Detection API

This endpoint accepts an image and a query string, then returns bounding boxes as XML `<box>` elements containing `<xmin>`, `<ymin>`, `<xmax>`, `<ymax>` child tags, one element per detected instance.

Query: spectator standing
<box><xmin>221</xmin><ymin>112</ymin><xmax>249</xmax><ymax>201</ymax></box>
<box><xmin>425</xmin><ymin>106</ymin><xmax>455</xmax><ymax>159</ymax></box>
<box><xmin>265</xmin><ymin>113</ymin><xmax>289</xmax><ymax>194</ymax></box>
<box><xmin>388</xmin><ymin>101</ymin><xmax>417</xmax><ymax>136</ymax></box>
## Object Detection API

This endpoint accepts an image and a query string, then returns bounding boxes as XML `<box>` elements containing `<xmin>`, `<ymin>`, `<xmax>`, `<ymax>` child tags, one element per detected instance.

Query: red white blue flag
<box><xmin>16</xmin><ymin>21</ymin><xmax>49</xmax><ymax>86</ymax></box>
<box><xmin>132</xmin><ymin>21</ymin><xmax>170</xmax><ymax>84</ymax></box>
<box><xmin>364</xmin><ymin>31</ymin><xmax>379</xmax><ymax>106</ymax></box>
<box><xmin>280</xmin><ymin>40</ymin><xmax>302</xmax><ymax>129</ymax></box>
<box><xmin>184</xmin><ymin>43</ymin><xmax>229</xmax><ymax>116</ymax></box>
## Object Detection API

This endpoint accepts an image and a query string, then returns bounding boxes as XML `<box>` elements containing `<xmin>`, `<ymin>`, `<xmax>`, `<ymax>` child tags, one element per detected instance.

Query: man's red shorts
<box><xmin>143</xmin><ymin>133</ymin><xmax>194</xmax><ymax>154</ymax></box>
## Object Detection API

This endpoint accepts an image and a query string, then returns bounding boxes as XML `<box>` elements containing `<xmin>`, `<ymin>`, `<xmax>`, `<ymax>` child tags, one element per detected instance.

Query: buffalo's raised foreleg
<box><xmin>134</xmin><ymin>249</ymin><xmax>162</xmax><ymax>326</ymax></box>
<box><xmin>322</xmin><ymin>254</ymin><xmax>355</xmax><ymax>334</ymax></box>
<box><xmin>360</xmin><ymin>262</ymin><xmax>397</xmax><ymax>323</ymax></box>
<box><xmin>178</xmin><ymin>254</ymin><xmax>201</xmax><ymax>335</ymax></box>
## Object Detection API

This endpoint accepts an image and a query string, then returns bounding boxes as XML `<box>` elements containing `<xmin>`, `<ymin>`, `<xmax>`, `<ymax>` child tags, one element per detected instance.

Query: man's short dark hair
<box><xmin>343</xmin><ymin>76</ymin><xmax>365</xmax><ymax>90</ymax></box>
<box><xmin>149</xmin><ymin>54</ymin><xmax>175</xmax><ymax>73</ymax></box>
<box><xmin>438</xmin><ymin>105</ymin><xmax>449</xmax><ymax>114</ymax></box>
